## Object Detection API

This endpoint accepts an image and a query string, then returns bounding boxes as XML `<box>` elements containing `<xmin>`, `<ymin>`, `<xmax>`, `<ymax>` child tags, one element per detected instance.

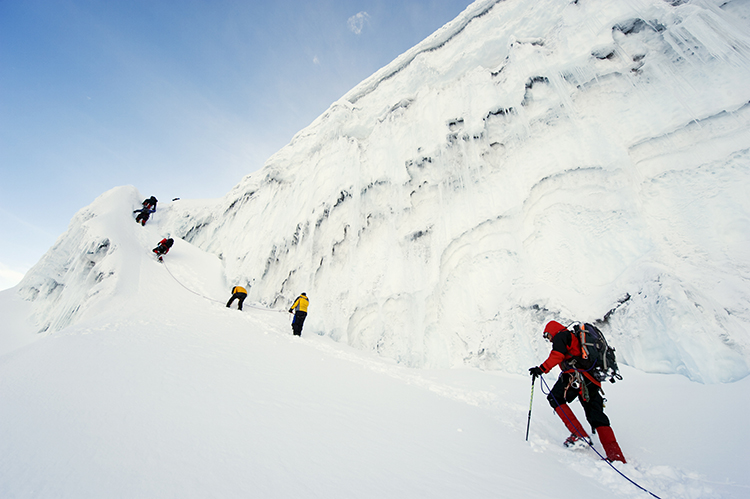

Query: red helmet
<box><xmin>543</xmin><ymin>320</ymin><xmax>566</xmax><ymax>341</ymax></box>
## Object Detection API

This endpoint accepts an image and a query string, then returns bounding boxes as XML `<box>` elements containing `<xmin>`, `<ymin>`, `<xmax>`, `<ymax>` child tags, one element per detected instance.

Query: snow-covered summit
<box><xmin>16</xmin><ymin>187</ymin><xmax>145</xmax><ymax>334</ymax></box>
<box><xmin>13</xmin><ymin>186</ymin><xmax>225</xmax><ymax>340</ymax></box>
<box><xmin>15</xmin><ymin>0</ymin><xmax>750</xmax><ymax>384</ymax></box>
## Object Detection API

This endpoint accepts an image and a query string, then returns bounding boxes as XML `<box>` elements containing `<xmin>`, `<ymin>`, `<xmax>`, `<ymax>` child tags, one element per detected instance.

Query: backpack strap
<box><xmin>574</xmin><ymin>324</ymin><xmax>589</xmax><ymax>361</ymax></box>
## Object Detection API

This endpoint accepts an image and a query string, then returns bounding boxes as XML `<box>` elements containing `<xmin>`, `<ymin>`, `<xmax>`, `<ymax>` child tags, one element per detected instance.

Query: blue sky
<box><xmin>0</xmin><ymin>0</ymin><xmax>472</xmax><ymax>289</ymax></box>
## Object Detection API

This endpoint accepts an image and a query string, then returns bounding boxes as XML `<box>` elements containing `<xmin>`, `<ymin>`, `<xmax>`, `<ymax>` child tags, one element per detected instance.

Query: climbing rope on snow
<box><xmin>161</xmin><ymin>260</ymin><xmax>223</xmax><ymax>304</ymax></box>
<box><xmin>162</xmin><ymin>259</ymin><xmax>281</xmax><ymax>313</ymax></box>
<box><xmin>538</xmin><ymin>376</ymin><xmax>664</xmax><ymax>499</ymax></box>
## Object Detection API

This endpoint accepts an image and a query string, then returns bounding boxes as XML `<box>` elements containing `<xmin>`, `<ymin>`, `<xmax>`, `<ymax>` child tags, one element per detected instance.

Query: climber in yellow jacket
<box><xmin>289</xmin><ymin>293</ymin><xmax>309</xmax><ymax>336</ymax></box>
<box><xmin>226</xmin><ymin>286</ymin><xmax>248</xmax><ymax>311</ymax></box>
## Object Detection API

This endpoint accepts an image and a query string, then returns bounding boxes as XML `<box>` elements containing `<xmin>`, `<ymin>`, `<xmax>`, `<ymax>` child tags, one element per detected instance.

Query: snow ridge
<box><xmin>342</xmin><ymin>0</ymin><xmax>502</xmax><ymax>105</ymax></box>
<box><xmin>17</xmin><ymin>187</ymin><xmax>145</xmax><ymax>334</ymax></box>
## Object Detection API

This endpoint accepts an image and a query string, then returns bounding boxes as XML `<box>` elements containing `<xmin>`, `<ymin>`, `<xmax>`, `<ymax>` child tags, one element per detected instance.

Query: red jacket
<box><xmin>540</xmin><ymin>321</ymin><xmax>601</xmax><ymax>387</ymax></box>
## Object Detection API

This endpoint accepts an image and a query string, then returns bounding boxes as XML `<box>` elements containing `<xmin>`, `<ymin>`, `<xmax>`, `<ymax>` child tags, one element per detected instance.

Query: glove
<box><xmin>288</xmin><ymin>309</ymin><xmax>293</xmax><ymax>313</ymax></box>
<box><xmin>528</xmin><ymin>366</ymin><xmax>544</xmax><ymax>377</ymax></box>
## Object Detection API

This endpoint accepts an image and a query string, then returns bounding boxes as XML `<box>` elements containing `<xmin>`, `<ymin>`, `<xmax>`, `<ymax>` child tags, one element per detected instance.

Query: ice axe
<box><xmin>525</xmin><ymin>374</ymin><xmax>537</xmax><ymax>441</ymax></box>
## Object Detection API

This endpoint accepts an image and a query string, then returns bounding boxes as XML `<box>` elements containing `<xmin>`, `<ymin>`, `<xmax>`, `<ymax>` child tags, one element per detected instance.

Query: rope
<box><xmin>162</xmin><ymin>259</ymin><xmax>282</xmax><ymax>313</ymax></box>
<box><xmin>538</xmin><ymin>375</ymin><xmax>664</xmax><ymax>499</ymax></box>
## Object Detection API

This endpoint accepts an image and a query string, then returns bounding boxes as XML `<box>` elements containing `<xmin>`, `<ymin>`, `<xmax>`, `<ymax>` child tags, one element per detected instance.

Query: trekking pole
<box><xmin>525</xmin><ymin>374</ymin><xmax>537</xmax><ymax>441</ymax></box>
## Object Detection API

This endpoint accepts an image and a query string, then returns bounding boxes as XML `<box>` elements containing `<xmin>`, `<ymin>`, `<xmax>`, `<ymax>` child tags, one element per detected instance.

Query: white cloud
<box><xmin>313</xmin><ymin>55</ymin><xmax>320</xmax><ymax>65</ymax></box>
<box><xmin>347</xmin><ymin>11</ymin><xmax>370</xmax><ymax>35</ymax></box>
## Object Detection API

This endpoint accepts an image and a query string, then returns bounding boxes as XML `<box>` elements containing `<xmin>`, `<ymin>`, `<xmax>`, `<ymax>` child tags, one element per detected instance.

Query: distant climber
<box><xmin>142</xmin><ymin>196</ymin><xmax>158</xmax><ymax>210</ymax></box>
<box><xmin>529</xmin><ymin>320</ymin><xmax>626</xmax><ymax>463</ymax></box>
<box><xmin>288</xmin><ymin>293</ymin><xmax>309</xmax><ymax>336</ymax></box>
<box><xmin>226</xmin><ymin>286</ymin><xmax>248</xmax><ymax>311</ymax></box>
<box><xmin>152</xmin><ymin>237</ymin><xmax>174</xmax><ymax>261</ymax></box>
<box><xmin>134</xmin><ymin>207</ymin><xmax>155</xmax><ymax>226</ymax></box>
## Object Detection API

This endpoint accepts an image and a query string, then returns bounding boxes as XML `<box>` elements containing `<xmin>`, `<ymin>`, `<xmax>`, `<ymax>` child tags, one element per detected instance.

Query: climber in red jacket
<box><xmin>152</xmin><ymin>238</ymin><xmax>174</xmax><ymax>261</ymax></box>
<box><xmin>529</xmin><ymin>320</ymin><xmax>626</xmax><ymax>463</ymax></box>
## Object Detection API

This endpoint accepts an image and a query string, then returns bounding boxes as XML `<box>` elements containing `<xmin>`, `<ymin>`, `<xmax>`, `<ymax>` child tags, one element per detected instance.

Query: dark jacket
<box><xmin>156</xmin><ymin>238</ymin><xmax>174</xmax><ymax>253</ymax></box>
<box><xmin>540</xmin><ymin>322</ymin><xmax>601</xmax><ymax>387</ymax></box>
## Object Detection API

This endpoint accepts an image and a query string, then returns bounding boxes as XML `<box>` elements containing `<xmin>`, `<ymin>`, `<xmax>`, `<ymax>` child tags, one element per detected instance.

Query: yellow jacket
<box><xmin>290</xmin><ymin>294</ymin><xmax>309</xmax><ymax>313</ymax></box>
<box><xmin>232</xmin><ymin>286</ymin><xmax>247</xmax><ymax>295</ymax></box>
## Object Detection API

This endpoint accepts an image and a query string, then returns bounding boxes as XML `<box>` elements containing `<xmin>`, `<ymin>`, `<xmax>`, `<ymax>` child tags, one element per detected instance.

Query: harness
<box><xmin>563</xmin><ymin>370</ymin><xmax>591</xmax><ymax>402</ymax></box>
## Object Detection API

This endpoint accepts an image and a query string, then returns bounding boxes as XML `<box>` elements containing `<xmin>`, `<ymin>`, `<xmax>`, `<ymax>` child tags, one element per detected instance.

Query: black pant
<box><xmin>292</xmin><ymin>311</ymin><xmax>307</xmax><ymax>336</ymax></box>
<box><xmin>226</xmin><ymin>292</ymin><xmax>247</xmax><ymax>310</ymax></box>
<box><xmin>547</xmin><ymin>372</ymin><xmax>610</xmax><ymax>430</ymax></box>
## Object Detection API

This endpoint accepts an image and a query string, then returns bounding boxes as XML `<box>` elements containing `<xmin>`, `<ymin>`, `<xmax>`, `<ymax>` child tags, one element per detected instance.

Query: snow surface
<box><xmin>1</xmin><ymin>188</ymin><xmax>749</xmax><ymax>497</ymax></box>
<box><xmin>3</xmin><ymin>0</ymin><xmax>750</xmax><ymax>496</ymax></box>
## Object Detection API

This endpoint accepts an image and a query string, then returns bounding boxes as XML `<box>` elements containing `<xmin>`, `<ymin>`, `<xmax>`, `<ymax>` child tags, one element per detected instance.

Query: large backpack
<box><xmin>572</xmin><ymin>323</ymin><xmax>622</xmax><ymax>383</ymax></box>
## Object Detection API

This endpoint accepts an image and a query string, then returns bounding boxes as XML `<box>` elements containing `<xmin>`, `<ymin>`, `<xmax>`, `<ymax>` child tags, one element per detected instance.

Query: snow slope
<box><xmin>143</xmin><ymin>0</ymin><xmax>750</xmax><ymax>383</ymax></box>
<box><xmin>1</xmin><ymin>194</ymin><xmax>748</xmax><ymax>497</ymax></box>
